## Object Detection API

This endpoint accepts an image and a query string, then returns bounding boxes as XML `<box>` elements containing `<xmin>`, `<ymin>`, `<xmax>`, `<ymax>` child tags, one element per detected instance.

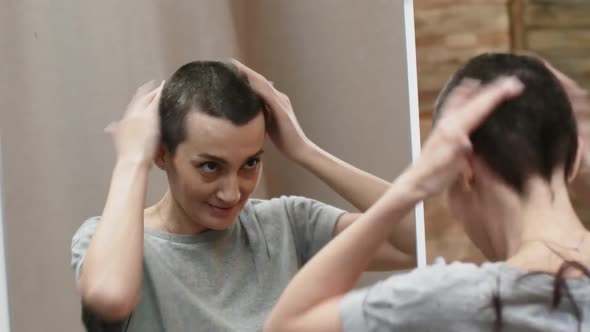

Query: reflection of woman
<box><xmin>70</xmin><ymin>60</ymin><xmax>415</xmax><ymax>331</ymax></box>
<box><xmin>265</xmin><ymin>54</ymin><xmax>590</xmax><ymax>332</ymax></box>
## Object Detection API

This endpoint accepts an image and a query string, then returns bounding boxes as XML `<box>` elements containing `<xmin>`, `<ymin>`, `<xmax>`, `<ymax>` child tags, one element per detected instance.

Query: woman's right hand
<box><xmin>407</xmin><ymin>77</ymin><xmax>524</xmax><ymax>197</ymax></box>
<box><xmin>106</xmin><ymin>81</ymin><xmax>164</xmax><ymax>166</ymax></box>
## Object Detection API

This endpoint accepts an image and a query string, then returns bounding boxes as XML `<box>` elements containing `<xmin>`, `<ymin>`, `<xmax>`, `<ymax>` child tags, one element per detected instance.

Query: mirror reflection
<box><xmin>0</xmin><ymin>1</ymin><xmax>417</xmax><ymax>331</ymax></box>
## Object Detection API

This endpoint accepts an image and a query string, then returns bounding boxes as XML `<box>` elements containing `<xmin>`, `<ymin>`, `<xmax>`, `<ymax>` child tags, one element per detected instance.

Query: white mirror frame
<box><xmin>404</xmin><ymin>0</ymin><xmax>427</xmax><ymax>268</ymax></box>
<box><xmin>0</xmin><ymin>137</ymin><xmax>11</xmax><ymax>332</ymax></box>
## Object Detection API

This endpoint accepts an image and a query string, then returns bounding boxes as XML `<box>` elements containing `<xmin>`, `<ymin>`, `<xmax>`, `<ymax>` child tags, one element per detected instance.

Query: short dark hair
<box><xmin>159</xmin><ymin>61</ymin><xmax>263</xmax><ymax>153</ymax></box>
<box><xmin>434</xmin><ymin>53</ymin><xmax>578</xmax><ymax>194</ymax></box>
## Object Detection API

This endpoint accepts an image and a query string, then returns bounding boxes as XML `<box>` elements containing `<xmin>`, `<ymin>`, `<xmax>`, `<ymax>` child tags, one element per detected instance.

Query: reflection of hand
<box><xmin>106</xmin><ymin>81</ymin><xmax>164</xmax><ymax>167</ymax></box>
<box><xmin>230</xmin><ymin>59</ymin><xmax>310</xmax><ymax>161</ymax></box>
<box><xmin>409</xmin><ymin>77</ymin><xmax>524</xmax><ymax>197</ymax></box>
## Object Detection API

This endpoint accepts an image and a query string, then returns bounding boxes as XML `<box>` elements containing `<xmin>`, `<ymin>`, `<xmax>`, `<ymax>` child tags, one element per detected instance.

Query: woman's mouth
<box><xmin>205</xmin><ymin>202</ymin><xmax>236</xmax><ymax>216</ymax></box>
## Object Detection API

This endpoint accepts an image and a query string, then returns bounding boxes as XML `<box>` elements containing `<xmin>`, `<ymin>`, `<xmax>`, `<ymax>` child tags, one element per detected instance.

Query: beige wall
<box><xmin>242</xmin><ymin>0</ymin><xmax>416</xmax><ymax>286</ymax></box>
<box><xmin>414</xmin><ymin>0</ymin><xmax>510</xmax><ymax>264</ymax></box>
<box><xmin>0</xmin><ymin>1</ymin><xmax>415</xmax><ymax>331</ymax></box>
<box><xmin>0</xmin><ymin>1</ymin><xmax>248</xmax><ymax>331</ymax></box>
<box><xmin>244</xmin><ymin>0</ymin><xmax>413</xmax><ymax>209</ymax></box>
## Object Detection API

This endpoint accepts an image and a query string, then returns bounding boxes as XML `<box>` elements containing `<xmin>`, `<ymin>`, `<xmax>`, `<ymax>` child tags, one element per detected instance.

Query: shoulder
<box><xmin>242</xmin><ymin>195</ymin><xmax>345</xmax><ymax>224</ymax></box>
<box><xmin>341</xmin><ymin>259</ymin><xmax>504</xmax><ymax>330</ymax></box>
<box><xmin>380</xmin><ymin>258</ymin><xmax>504</xmax><ymax>294</ymax></box>
<box><xmin>72</xmin><ymin>216</ymin><xmax>101</xmax><ymax>245</ymax></box>
<box><xmin>341</xmin><ymin>259</ymin><xmax>505</xmax><ymax>330</ymax></box>
<box><xmin>242</xmin><ymin>195</ymin><xmax>317</xmax><ymax>218</ymax></box>
<box><xmin>245</xmin><ymin>195</ymin><xmax>315</xmax><ymax>209</ymax></box>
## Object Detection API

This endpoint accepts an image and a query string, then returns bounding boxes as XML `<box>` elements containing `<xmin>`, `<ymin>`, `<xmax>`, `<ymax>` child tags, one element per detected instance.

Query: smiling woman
<box><xmin>70</xmin><ymin>58</ymin><xmax>418</xmax><ymax>331</ymax></box>
<box><xmin>148</xmin><ymin>62</ymin><xmax>267</xmax><ymax>234</ymax></box>
<box><xmin>0</xmin><ymin>1</ymin><xmax>420</xmax><ymax>331</ymax></box>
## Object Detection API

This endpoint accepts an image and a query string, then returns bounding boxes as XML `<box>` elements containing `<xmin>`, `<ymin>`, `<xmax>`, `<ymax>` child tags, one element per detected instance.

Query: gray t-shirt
<box><xmin>71</xmin><ymin>196</ymin><xmax>345</xmax><ymax>332</ymax></box>
<box><xmin>341</xmin><ymin>258</ymin><xmax>590</xmax><ymax>332</ymax></box>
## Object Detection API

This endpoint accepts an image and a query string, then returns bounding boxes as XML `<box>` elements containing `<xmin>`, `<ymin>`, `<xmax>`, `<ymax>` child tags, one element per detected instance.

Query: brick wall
<box><xmin>415</xmin><ymin>0</ymin><xmax>590</xmax><ymax>263</ymax></box>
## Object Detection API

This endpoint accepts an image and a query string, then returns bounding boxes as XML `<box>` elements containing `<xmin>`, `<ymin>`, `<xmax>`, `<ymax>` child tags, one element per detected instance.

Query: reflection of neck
<box><xmin>150</xmin><ymin>190</ymin><xmax>209</xmax><ymax>235</ymax></box>
<box><xmin>488</xmin><ymin>176</ymin><xmax>588</xmax><ymax>269</ymax></box>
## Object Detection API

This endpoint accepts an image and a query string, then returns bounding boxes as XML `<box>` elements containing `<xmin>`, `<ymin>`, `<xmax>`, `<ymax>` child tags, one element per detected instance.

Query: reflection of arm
<box><xmin>264</xmin><ymin>170</ymin><xmax>425</xmax><ymax>332</ymax></box>
<box><xmin>297</xmin><ymin>143</ymin><xmax>390</xmax><ymax>212</ymax></box>
<box><xmin>78</xmin><ymin>160</ymin><xmax>149</xmax><ymax>322</ymax></box>
<box><xmin>228</xmin><ymin>60</ymin><xmax>416</xmax><ymax>263</ymax></box>
<box><xmin>297</xmin><ymin>143</ymin><xmax>416</xmax><ymax>267</ymax></box>
<box><xmin>264</xmin><ymin>76</ymin><xmax>525</xmax><ymax>332</ymax></box>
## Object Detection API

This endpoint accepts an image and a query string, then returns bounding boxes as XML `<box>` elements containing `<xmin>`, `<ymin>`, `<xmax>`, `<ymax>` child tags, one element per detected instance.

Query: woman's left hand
<box><xmin>542</xmin><ymin>61</ymin><xmax>590</xmax><ymax>192</ymax></box>
<box><xmin>230</xmin><ymin>59</ymin><xmax>311</xmax><ymax>161</ymax></box>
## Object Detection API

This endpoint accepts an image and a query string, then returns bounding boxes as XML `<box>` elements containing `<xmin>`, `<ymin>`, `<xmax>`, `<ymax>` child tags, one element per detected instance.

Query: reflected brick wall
<box><xmin>415</xmin><ymin>0</ymin><xmax>590</xmax><ymax>263</ymax></box>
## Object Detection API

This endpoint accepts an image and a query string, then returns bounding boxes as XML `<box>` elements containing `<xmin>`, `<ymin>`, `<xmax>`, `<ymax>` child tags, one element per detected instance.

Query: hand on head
<box><xmin>518</xmin><ymin>53</ymin><xmax>590</xmax><ymax>179</ymax></box>
<box><xmin>411</xmin><ymin>76</ymin><xmax>524</xmax><ymax>197</ymax></box>
<box><xmin>106</xmin><ymin>80</ymin><xmax>165</xmax><ymax>167</ymax></box>
<box><xmin>229</xmin><ymin>59</ymin><xmax>311</xmax><ymax>161</ymax></box>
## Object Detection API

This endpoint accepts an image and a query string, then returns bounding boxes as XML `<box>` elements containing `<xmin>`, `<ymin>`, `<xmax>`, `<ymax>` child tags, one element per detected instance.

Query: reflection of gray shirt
<box><xmin>341</xmin><ymin>258</ymin><xmax>590</xmax><ymax>331</ymax></box>
<box><xmin>71</xmin><ymin>196</ymin><xmax>345</xmax><ymax>332</ymax></box>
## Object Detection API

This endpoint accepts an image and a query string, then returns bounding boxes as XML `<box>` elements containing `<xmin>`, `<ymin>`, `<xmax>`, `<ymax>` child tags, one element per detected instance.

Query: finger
<box><xmin>453</xmin><ymin>76</ymin><xmax>524</xmax><ymax>133</ymax></box>
<box><xmin>137</xmin><ymin>80</ymin><xmax>157</xmax><ymax>96</ymax></box>
<box><xmin>131</xmin><ymin>80</ymin><xmax>157</xmax><ymax>104</ymax></box>
<box><xmin>229</xmin><ymin>58</ymin><xmax>264</xmax><ymax>84</ymax></box>
<box><xmin>442</xmin><ymin>79</ymin><xmax>482</xmax><ymax>114</ymax></box>
<box><xmin>136</xmin><ymin>82</ymin><xmax>164</xmax><ymax>109</ymax></box>
<box><xmin>229</xmin><ymin>58</ymin><xmax>273</xmax><ymax>93</ymax></box>
<box><xmin>229</xmin><ymin>58</ymin><xmax>285</xmax><ymax>112</ymax></box>
<box><xmin>148</xmin><ymin>80</ymin><xmax>165</xmax><ymax>108</ymax></box>
<box><xmin>229</xmin><ymin>58</ymin><xmax>254</xmax><ymax>76</ymax></box>
<box><xmin>125</xmin><ymin>80</ymin><xmax>157</xmax><ymax>116</ymax></box>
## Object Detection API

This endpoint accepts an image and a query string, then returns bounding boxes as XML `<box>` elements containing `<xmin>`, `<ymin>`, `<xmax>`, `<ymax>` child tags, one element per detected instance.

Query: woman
<box><xmin>265</xmin><ymin>53</ymin><xmax>590</xmax><ymax>332</ymax></box>
<box><xmin>70</xmin><ymin>60</ymin><xmax>416</xmax><ymax>331</ymax></box>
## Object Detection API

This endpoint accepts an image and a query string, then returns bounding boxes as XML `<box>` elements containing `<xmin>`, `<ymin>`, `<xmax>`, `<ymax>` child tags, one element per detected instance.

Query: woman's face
<box><xmin>163</xmin><ymin>110</ymin><xmax>266</xmax><ymax>230</ymax></box>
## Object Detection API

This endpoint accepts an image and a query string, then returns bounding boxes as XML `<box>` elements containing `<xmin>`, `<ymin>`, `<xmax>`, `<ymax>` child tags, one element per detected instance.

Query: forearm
<box><xmin>297</xmin><ymin>142</ymin><xmax>389</xmax><ymax>212</ymax></box>
<box><xmin>79</xmin><ymin>159</ymin><xmax>149</xmax><ymax>320</ymax></box>
<box><xmin>267</xmin><ymin>169</ymin><xmax>426</xmax><ymax>326</ymax></box>
<box><xmin>301</xmin><ymin>143</ymin><xmax>417</xmax><ymax>254</ymax></box>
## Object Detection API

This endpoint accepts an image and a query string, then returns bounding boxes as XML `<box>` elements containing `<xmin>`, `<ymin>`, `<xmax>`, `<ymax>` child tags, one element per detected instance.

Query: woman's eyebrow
<box><xmin>195</xmin><ymin>150</ymin><xmax>264</xmax><ymax>164</ymax></box>
<box><xmin>196</xmin><ymin>153</ymin><xmax>228</xmax><ymax>164</ymax></box>
<box><xmin>249</xmin><ymin>150</ymin><xmax>265</xmax><ymax>159</ymax></box>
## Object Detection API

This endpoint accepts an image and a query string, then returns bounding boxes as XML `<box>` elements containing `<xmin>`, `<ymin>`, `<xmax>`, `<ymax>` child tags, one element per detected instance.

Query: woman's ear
<box><xmin>567</xmin><ymin>136</ymin><xmax>584</xmax><ymax>183</ymax></box>
<box><xmin>461</xmin><ymin>155</ymin><xmax>476</xmax><ymax>191</ymax></box>
<box><xmin>154</xmin><ymin>144</ymin><xmax>168</xmax><ymax>171</ymax></box>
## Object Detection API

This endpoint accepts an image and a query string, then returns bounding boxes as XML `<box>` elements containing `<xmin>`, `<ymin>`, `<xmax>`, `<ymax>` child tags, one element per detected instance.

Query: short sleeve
<box><xmin>280</xmin><ymin>196</ymin><xmax>346</xmax><ymax>264</ymax></box>
<box><xmin>340</xmin><ymin>260</ymin><xmax>497</xmax><ymax>332</ymax></box>
<box><xmin>71</xmin><ymin>217</ymin><xmax>100</xmax><ymax>281</ymax></box>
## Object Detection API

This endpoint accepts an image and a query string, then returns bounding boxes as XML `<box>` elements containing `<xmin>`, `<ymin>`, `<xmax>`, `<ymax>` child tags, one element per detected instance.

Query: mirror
<box><xmin>415</xmin><ymin>0</ymin><xmax>590</xmax><ymax>264</ymax></box>
<box><xmin>0</xmin><ymin>1</ymin><xmax>422</xmax><ymax>330</ymax></box>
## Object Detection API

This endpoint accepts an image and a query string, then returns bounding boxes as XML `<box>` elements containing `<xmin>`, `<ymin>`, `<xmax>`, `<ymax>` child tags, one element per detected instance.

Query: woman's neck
<box><xmin>145</xmin><ymin>191</ymin><xmax>209</xmax><ymax>235</ymax></box>
<box><xmin>490</xmin><ymin>178</ymin><xmax>590</xmax><ymax>273</ymax></box>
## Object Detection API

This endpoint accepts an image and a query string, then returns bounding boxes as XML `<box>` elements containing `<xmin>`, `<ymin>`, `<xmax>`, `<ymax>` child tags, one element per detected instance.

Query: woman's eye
<box><xmin>199</xmin><ymin>162</ymin><xmax>219</xmax><ymax>173</ymax></box>
<box><xmin>243</xmin><ymin>158</ymin><xmax>260</xmax><ymax>170</ymax></box>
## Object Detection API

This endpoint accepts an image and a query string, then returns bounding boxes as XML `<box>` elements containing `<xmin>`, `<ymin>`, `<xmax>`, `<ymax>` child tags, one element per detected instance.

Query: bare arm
<box><xmin>231</xmin><ymin>59</ymin><xmax>415</xmax><ymax>268</ymax></box>
<box><xmin>78</xmin><ymin>82</ymin><xmax>163</xmax><ymax>322</ymax></box>
<box><xmin>264</xmin><ymin>77</ymin><xmax>524</xmax><ymax>332</ymax></box>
